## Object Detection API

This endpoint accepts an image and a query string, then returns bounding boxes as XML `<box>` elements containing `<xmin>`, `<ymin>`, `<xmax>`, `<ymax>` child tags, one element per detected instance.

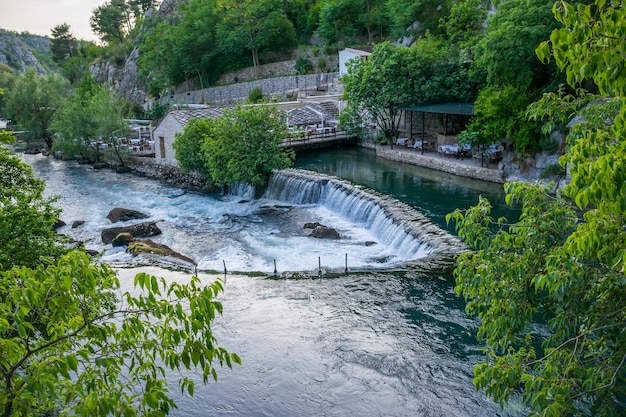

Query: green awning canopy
<box><xmin>402</xmin><ymin>102</ymin><xmax>474</xmax><ymax>115</ymax></box>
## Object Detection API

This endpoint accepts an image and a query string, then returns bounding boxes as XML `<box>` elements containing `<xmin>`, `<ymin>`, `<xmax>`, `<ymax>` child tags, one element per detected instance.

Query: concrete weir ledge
<box><xmin>376</xmin><ymin>145</ymin><xmax>506</xmax><ymax>184</ymax></box>
<box><xmin>270</xmin><ymin>168</ymin><xmax>467</xmax><ymax>269</ymax></box>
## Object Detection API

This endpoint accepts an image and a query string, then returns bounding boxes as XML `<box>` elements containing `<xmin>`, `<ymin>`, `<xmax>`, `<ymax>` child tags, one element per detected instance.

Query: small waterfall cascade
<box><xmin>228</xmin><ymin>181</ymin><xmax>256</xmax><ymax>199</ymax></box>
<box><xmin>265</xmin><ymin>169</ymin><xmax>465</xmax><ymax>262</ymax></box>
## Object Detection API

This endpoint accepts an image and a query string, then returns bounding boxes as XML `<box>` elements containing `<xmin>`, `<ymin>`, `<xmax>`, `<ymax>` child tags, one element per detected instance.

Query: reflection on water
<box><xmin>24</xmin><ymin>149</ymin><xmax>523</xmax><ymax>416</ymax></box>
<box><xmin>295</xmin><ymin>147</ymin><xmax>517</xmax><ymax>232</ymax></box>
<box><xmin>116</xmin><ymin>268</ymin><xmax>522</xmax><ymax>417</ymax></box>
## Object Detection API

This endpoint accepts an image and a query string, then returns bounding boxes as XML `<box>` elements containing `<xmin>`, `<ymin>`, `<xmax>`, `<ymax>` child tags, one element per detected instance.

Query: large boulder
<box><xmin>111</xmin><ymin>232</ymin><xmax>136</xmax><ymax>247</ymax></box>
<box><xmin>101</xmin><ymin>221</ymin><xmax>161</xmax><ymax>244</ymax></box>
<box><xmin>106</xmin><ymin>207</ymin><xmax>149</xmax><ymax>223</ymax></box>
<box><xmin>309</xmin><ymin>225</ymin><xmax>340</xmax><ymax>240</ymax></box>
<box><xmin>127</xmin><ymin>240</ymin><xmax>196</xmax><ymax>265</ymax></box>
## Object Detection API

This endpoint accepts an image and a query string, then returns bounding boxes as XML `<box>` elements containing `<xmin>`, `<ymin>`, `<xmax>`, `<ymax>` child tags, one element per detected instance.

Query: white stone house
<box><xmin>152</xmin><ymin>107</ymin><xmax>224</xmax><ymax>167</ymax></box>
<box><xmin>338</xmin><ymin>47</ymin><xmax>371</xmax><ymax>76</ymax></box>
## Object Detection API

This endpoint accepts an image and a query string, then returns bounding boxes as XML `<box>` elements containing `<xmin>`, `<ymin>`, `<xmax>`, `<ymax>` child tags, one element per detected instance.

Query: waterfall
<box><xmin>265</xmin><ymin>169</ymin><xmax>465</xmax><ymax>262</ymax></box>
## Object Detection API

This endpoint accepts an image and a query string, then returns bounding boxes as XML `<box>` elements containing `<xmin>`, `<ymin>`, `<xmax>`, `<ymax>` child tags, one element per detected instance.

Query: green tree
<box><xmin>0</xmin><ymin>131</ymin><xmax>68</xmax><ymax>271</ymax></box>
<box><xmin>463</xmin><ymin>85</ymin><xmax>538</xmax><ymax>152</ymax></box>
<box><xmin>91</xmin><ymin>0</ymin><xmax>129</xmax><ymax>44</ymax></box>
<box><xmin>440</xmin><ymin>0</ymin><xmax>488</xmax><ymax>50</ymax></box>
<box><xmin>1</xmin><ymin>250</ymin><xmax>239</xmax><ymax>417</ymax></box>
<box><xmin>316</xmin><ymin>0</ymin><xmax>363</xmax><ymax>45</ymax></box>
<box><xmin>51</xmin><ymin>76</ymin><xmax>128</xmax><ymax>164</ymax></box>
<box><xmin>448</xmin><ymin>1</ymin><xmax>626</xmax><ymax>415</ymax></box>
<box><xmin>4</xmin><ymin>68</ymin><xmax>70</xmax><ymax>150</ymax></box>
<box><xmin>138</xmin><ymin>0</ymin><xmax>222</xmax><ymax>95</ymax></box>
<box><xmin>340</xmin><ymin>42</ymin><xmax>414</xmax><ymax>142</ymax></box>
<box><xmin>216</xmin><ymin>0</ymin><xmax>297</xmax><ymax>72</ymax></box>
<box><xmin>282</xmin><ymin>0</ymin><xmax>319</xmax><ymax>41</ymax></box>
<box><xmin>0</xmin><ymin>64</ymin><xmax>15</xmax><ymax>117</ymax></box>
<box><xmin>172</xmin><ymin>117</ymin><xmax>213</xmax><ymax>176</ymax></box>
<box><xmin>90</xmin><ymin>0</ymin><xmax>154</xmax><ymax>45</ymax></box>
<box><xmin>341</xmin><ymin>40</ymin><xmax>473</xmax><ymax>142</ymax></box>
<box><xmin>0</xmin><ymin>138</ymin><xmax>239</xmax><ymax>416</ymax></box>
<box><xmin>50</xmin><ymin>23</ymin><xmax>77</xmax><ymax>63</ymax></box>
<box><xmin>385</xmin><ymin>0</ymin><xmax>452</xmax><ymax>40</ymax></box>
<box><xmin>175</xmin><ymin>105</ymin><xmax>294</xmax><ymax>187</ymax></box>
<box><xmin>472</xmin><ymin>0</ymin><xmax>560</xmax><ymax>91</ymax></box>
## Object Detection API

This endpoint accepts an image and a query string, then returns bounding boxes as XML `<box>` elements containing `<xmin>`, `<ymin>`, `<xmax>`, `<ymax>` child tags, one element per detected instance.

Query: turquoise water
<box><xmin>25</xmin><ymin>150</ymin><xmax>523</xmax><ymax>416</ymax></box>
<box><xmin>295</xmin><ymin>146</ymin><xmax>517</xmax><ymax>233</ymax></box>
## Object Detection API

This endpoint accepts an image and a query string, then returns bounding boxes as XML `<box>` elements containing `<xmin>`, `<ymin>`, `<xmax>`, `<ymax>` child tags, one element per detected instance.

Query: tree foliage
<box><xmin>216</xmin><ymin>0</ymin><xmax>296</xmax><ymax>71</ymax></box>
<box><xmin>4</xmin><ymin>68</ymin><xmax>70</xmax><ymax>149</ymax></box>
<box><xmin>448</xmin><ymin>1</ymin><xmax>626</xmax><ymax>415</ymax></box>
<box><xmin>51</xmin><ymin>77</ymin><xmax>128</xmax><ymax>164</ymax></box>
<box><xmin>0</xmin><ymin>139</ymin><xmax>238</xmax><ymax>416</ymax></box>
<box><xmin>385</xmin><ymin>0</ymin><xmax>452</xmax><ymax>40</ymax></box>
<box><xmin>341</xmin><ymin>39</ymin><xmax>474</xmax><ymax>142</ymax></box>
<box><xmin>172</xmin><ymin>117</ymin><xmax>213</xmax><ymax>176</ymax></box>
<box><xmin>174</xmin><ymin>105</ymin><xmax>295</xmax><ymax>187</ymax></box>
<box><xmin>0</xmin><ymin>131</ymin><xmax>68</xmax><ymax>271</ymax></box>
<box><xmin>50</xmin><ymin>23</ymin><xmax>77</xmax><ymax>63</ymax></box>
<box><xmin>1</xmin><ymin>251</ymin><xmax>240</xmax><ymax>417</ymax></box>
<box><xmin>316</xmin><ymin>0</ymin><xmax>383</xmax><ymax>45</ymax></box>
<box><xmin>472</xmin><ymin>0</ymin><xmax>560</xmax><ymax>91</ymax></box>
<box><xmin>90</xmin><ymin>0</ymin><xmax>158</xmax><ymax>44</ymax></box>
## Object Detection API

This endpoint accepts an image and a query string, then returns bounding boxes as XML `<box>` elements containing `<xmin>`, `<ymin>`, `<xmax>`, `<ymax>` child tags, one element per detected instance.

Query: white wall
<box><xmin>152</xmin><ymin>114</ymin><xmax>182</xmax><ymax>167</ymax></box>
<box><xmin>338</xmin><ymin>48</ymin><xmax>370</xmax><ymax>76</ymax></box>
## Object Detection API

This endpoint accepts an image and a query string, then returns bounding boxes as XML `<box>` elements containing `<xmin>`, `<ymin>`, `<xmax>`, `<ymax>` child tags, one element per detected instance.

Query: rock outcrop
<box><xmin>111</xmin><ymin>232</ymin><xmax>136</xmax><ymax>247</ymax></box>
<box><xmin>0</xmin><ymin>29</ymin><xmax>53</xmax><ymax>74</ymax></box>
<box><xmin>304</xmin><ymin>223</ymin><xmax>340</xmax><ymax>239</ymax></box>
<box><xmin>101</xmin><ymin>221</ymin><xmax>161</xmax><ymax>244</ymax></box>
<box><xmin>127</xmin><ymin>239</ymin><xmax>196</xmax><ymax>265</ymax></box>
<box><xmin>106</xmin><ymin>207</ymin><xmax>149</xmax><ymax>223</ymax></box>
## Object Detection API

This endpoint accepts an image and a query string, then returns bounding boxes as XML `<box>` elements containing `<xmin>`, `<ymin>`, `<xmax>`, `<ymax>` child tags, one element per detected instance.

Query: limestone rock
<box><xmin>112</xmin><ymin>232</ymin><xmax>136</xmax><ymax>247</ymax></box>
<box><xmin>106</xmin><ymin>207</ymin><xmax>149</xmax><ymax>223</ymax></box>
<box><xmin>53</xmin><ymin>219</ymin><xmax>66</xmax><ymax>230</ymax></box>
<box><xmin>310</xmin><ymin>225</ymin><xmax>340</xmax><ymax>239</ymax></box>
<box><xmin>127</xmin><ymin>239</ymin><xmax>196</xmax><ymax>265</ymax></box>
<box><xmin>101</xmin><ymin>221</ymin><xmax>161</xmax><ymax>244</ymax></box>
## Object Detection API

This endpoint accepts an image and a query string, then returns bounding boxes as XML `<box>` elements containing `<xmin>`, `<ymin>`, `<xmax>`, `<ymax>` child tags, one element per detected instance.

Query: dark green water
<box><xmin>26</xmin><ymin>150</ymin><xmax>524</xmax><ymax>416</ymax></box>
<box><xmin>295</xmin><ymin>146</ymin><xmax>518</xmax><ymax>234</ymax></box>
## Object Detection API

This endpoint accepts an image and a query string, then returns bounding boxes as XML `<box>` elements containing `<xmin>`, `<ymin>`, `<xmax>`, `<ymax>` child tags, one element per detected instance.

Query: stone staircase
<box><xmin>318</xmin><ymin>101</ymin><xmax>339</xmax><ymax>118</ymax></box>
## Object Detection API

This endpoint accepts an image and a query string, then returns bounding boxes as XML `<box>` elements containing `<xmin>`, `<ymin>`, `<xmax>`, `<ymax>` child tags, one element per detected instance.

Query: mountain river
<box><xmin>23</xmin><ymin>147</ymin><xmax>523</xmax><ymax>416</ymax></box>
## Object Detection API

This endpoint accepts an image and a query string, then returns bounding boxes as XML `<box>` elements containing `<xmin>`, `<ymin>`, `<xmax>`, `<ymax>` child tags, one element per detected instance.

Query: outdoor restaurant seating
<box><xmin>437</xmin><ymin>143</ymin><xmax>471</xmax><ymax>159</ymax></box>
<box><xmin>472</xmin><ymin>144</ymin><xmax>504</xmax><ymax>163</ymax></box>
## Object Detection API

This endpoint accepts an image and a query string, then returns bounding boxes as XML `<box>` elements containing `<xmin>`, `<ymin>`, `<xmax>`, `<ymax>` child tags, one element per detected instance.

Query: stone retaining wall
<box><xmin>122</xmin><ymin>157</ymin><xmax>211</xmax><ymax>190</ymax></box>
<box><xmin>157</xmin><ymin>73</ymin><xmax>341</xmax><ymax>107</ymax></box>
<box><xmin>377</xmin><ymin>146</ymin><xmax>506</xmax><ymax>184</ymax></box>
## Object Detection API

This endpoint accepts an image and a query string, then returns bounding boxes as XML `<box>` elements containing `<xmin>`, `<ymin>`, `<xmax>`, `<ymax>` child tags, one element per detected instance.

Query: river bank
<box><xmin>373</xmin><ymin>142</ymin><xmax>567</xmax><ymax>186</ymax></box>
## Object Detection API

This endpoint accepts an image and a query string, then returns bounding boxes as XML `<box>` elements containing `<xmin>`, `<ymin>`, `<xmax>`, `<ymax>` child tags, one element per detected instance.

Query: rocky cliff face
<box><xmin>88</xmin><ymin>0</ymin><xmax>183</xmax><ymax>103</ymax></box>
<box><xmin>0</xmin><ymin>29</ymin><xmax>54</xmax><ymax>74</ymax></box>
<box><xmin>88</xmin><ymin>46</ymin><xmax>146</xmax><ymax>103</ymax></box>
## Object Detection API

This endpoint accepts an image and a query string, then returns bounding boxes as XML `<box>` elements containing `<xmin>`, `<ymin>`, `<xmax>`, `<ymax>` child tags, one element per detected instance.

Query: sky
<box><xmin>0</xmin><ymin>0</ymin><xmax>104</xmax><ymax>42</ymax></box>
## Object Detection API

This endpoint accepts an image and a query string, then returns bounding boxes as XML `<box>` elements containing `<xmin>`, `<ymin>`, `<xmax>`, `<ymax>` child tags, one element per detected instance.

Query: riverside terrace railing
<box><xmin>280</xmin><ymin>125</ymin><xmax>350</xmax><ymax>150</ymax></box>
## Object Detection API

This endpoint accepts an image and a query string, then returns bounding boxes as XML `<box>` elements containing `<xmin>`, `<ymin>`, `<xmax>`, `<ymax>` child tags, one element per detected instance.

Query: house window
<box><xmin>159</xmin><ymin>137</ymin><xmax>165</xmax><ymax>158</ymax></box>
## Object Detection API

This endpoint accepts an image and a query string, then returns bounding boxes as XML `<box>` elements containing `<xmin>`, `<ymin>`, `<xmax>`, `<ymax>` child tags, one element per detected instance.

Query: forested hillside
<box><xmin>0</xmin><ymin>0</ymin><xmax>474</xmax><ymax>99</ymax></box>
<box><xmin>136</xmin><ymin>0</ymin><xmax>458</xmax><ymax>96</ymax></box>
